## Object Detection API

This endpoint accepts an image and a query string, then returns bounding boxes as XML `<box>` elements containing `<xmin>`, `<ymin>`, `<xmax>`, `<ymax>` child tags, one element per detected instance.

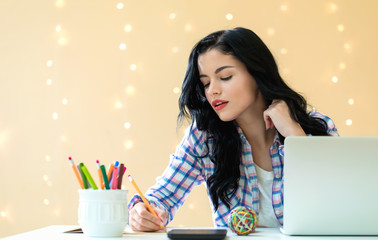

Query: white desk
<box><xmin>3</xmin><ymin>225</ymin><xmax>378</xmax><ymax>240</ymax></box>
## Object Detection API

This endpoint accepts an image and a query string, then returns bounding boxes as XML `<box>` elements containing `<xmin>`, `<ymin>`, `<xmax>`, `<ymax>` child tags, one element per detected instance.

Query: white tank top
<box><xmin>254</xmin><ymin>164</ymin><xmax>281</xmax><ymax>228</ymax></box>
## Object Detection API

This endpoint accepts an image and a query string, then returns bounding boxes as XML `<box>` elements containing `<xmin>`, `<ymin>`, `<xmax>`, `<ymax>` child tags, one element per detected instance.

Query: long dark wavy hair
<box><xmin>178</xmin><ymin>27</ymin><xmax>329</xmax><ymax>211</ymax></box>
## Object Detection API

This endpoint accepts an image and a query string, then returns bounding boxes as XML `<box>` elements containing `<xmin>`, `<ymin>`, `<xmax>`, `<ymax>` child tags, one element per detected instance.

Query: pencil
<box><xmin>112</xmin><ymin>165</ymin><xmax>119</xmax><ymax>189</ymax></box>
<box><xmin>80</xmin><ymin>163</ymin><xmax>98</xmax><ymax>190</ymax></box>
<box><xmin>107</xmin><ymin>163</ymin><xmax>114</xmax><ymax>182</ymax></box>
<box><xmin>117</xmin><ymin>163</ymin><xmax>125</xmax><ymax>189</ymax></box>
<box><xmin>128</xmin><ymin>175</ymin><xmax>164</xmax><ymax>228</ymax></box>
<box><xmin>96</xmin><ymin>160</ymin><xmax>105</xmax><ymax>189</ymax></box>
<box><xmin>77</xmin><ymin>165</ymin><xmax>88</xmax><ymax>189</ymax></box>
<box><xmin>68</xmin><ymin>157</ymin><xmax>84</xmax><ymax>189</ymax></box>
<box><xmin>100</xmin><ymin>165</ymin><xmax>110</xmax><ymax>190</ymax></box>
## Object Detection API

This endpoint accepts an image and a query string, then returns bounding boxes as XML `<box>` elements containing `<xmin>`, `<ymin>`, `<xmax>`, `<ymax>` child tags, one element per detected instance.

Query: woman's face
<box><xmin>198</xmin><ymin>48</ymin><xmax>263</xmax><ymax>122</ymax></box>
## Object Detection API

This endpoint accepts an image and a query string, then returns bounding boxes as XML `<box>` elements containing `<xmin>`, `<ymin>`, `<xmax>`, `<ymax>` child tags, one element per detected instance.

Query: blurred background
<box><xmin>1</xmin><ymin>0</ymin><xmax>377</xmax><ymax>237</ymax></box>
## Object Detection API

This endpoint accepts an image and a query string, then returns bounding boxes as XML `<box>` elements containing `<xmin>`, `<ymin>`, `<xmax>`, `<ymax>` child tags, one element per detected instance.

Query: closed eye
<box><xmin>221</xmin><ymin>75</ymin><xmax>232</xmax><ymax>81</ymax></box>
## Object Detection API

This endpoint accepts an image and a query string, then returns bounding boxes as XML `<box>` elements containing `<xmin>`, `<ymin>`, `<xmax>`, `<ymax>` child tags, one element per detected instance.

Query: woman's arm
<box><xmin>128</xmin><ymin>124</ymin><xmax>207</xmax><ymax>231</ymax></box>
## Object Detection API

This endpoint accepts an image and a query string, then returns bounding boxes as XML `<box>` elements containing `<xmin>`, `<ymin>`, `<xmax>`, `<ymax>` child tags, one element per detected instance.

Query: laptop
<box><xmin>281</xmin><ymin>136</ymin><xmax>378</xmax><ymax>235</ymax></box>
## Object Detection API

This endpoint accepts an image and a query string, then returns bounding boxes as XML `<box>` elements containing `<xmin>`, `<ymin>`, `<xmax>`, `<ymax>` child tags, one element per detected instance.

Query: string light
<box><xmin>46</xmin><ymin>60</ymin><xmax>53</xmax><ymax>67</ymax></box>
<box><xmin>115</xmin><ymin>102</ymin><xmax>123</xmax><ymax>109</ymax></box>
<box><xmin>124</xmin><ymin>140</ymin><xmax>134</xmax><ymax>149</ymax></box>
<box><xmin>169</xmin><ymin>13</ymin><xmax>176</xmax><ymax>20</ymax></box>
<box><xmin>124</xmin><ymin>24</ymin><xmax>132</xmax><ymax>32</ymax></box>
<box><xmin>45</xmin><ymin>155</ymin><xmax>51</xmax><ymax>162</ymax></box>
<box><xmin>43</xmin><ymin>175</ymin><xmax>49</xmax><ymax>181</ymax></box>
<box><xmin>58</xmin><ymin>37</ymin><xmax>68</xmax><ymax>46</ymax></box>
<box><xmin>125</xmin><ymin>86</ymin><xmax>135</xmax><ymax>95</ymax></box>
<box><xmin>53</xmin><ymin>209</ymin><xmax>61</xmax><ymax>217</ymax></box>
<box><xmin>119</xmin><ymin>43</ymin><xmax>127</xmax><ymax>50</ymax></box>
<box><xmin>60</xmin><ymin>135</ymin><xmax>67</xmax><ymax>142</ymax></box>
<box><xmin>280</xmin><ymin>48</ymin><xmax>288</xmax><ymax>55</ymax></box>
<box><xmin>124</xmin><ymin>122</ymin><xmax>131</xmax><ymax>129</ymax></box>
<box><xmin>348</xmin><ymin>98</ymin><xmax>354</xmax><ymax>105</ymax></box>
<box><xmin>52</xmin><ymin>112</ymin><xmax>58</xmax><ymax>120</ymax></box>
<box><xmin>56</xmin><ymin>0</ymin><xmax>65</xmax><ymax>8</ymax></box>
<box><xmin>280</xmin><ymin>4</ymin><xmax>288</xmax><ymax>11</ymax></box>
<box><xmin>267</xmin><ymin>28</ymin><xmax>275</xmax><ymax>36</ymax></box>
<box><xmin>1</xmin><ymin>211</ymin><xmax>5</xmax><ymax>218</ymax></box>
<box><xmin>339</xmin><ymin>62</ymin><xmax>346</xmax><ymax>70</ymax></box>
<box><xmin>344</xmin><ymin>43</ymin><xmax>351</xmax><ymax>51</ymax></box>
<box><xmin>116</xmin><ymin>3</ymin><xmax>124</xmax><ymax>9</ymax></box>
<box><xmin>327</xmin><ymin>2</ymin><xmax>338</xmax><ymax>12</ymax></box>
<box><xmin>173</xmin><ymin>87</ymin><xmax>180</xmax><ymax>94</ymax></box>
<box><xmin>337</xmin><ymin>24</ymin><xmax>345</xmax><ymax>32</ymax></box>
<box><xmin>171</xmin><ymin>47</ymin><xmax>179</xmax><ymax>53</ymax></box>
<box><xmin>185</xmin><ymin>24</ymin><xmax>193</xmax><ymax>32</ymax></box>
<box><xmin>62</xmin><ymin>98</ymin><xmax>68</xmax><ymax>105</ymax></box>
<box><xmin>225</xmin><ymin>13</ymin><xmax>233</xmax><ymax>20</ymax></box>
<box><xmin>331</xmin><ymin>76</ymin><xmax>338</xmax><ymax>83</ymax></box>
<box><xmin>346</xmin><ymin>119</ymin><xmax>353</xmax><ymax>126</ymax></box>
<box><xmin>130</xmin><ymin>64</ymin><xmax>137</xmax><ymax>71</ymax></box>
<box><xmin>55</xmin><ymin>25</ymin><xmax>62</xmax><ymax>32</ymax></box>
<box><xmin>43</xmin><ymin>199</ymin><xmax>50</xmax><ymax>206</ymax></box>
<box><xmin>46</xmin><ymin>79</ymin><xmax>52</xmax><ymax>85</ymax></box>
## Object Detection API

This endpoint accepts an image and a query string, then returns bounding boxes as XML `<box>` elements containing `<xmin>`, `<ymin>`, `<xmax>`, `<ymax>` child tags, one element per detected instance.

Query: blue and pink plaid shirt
<box><xmin>128</xmin><ymin>112</ymin><xmax>339</xmax><ymax>227</ymax></box>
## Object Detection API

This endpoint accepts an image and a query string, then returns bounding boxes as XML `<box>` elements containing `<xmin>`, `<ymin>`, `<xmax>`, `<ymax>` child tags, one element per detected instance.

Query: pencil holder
<box><xmin>78</xmin><ymin>189</ymin><xmax>128</xmax><ymax>237</ymax></box>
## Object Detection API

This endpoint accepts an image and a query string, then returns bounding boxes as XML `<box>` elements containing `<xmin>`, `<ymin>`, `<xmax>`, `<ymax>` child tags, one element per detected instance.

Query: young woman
<box><xmin>128</xmin><ymin>27</ymin><xmax>338</xmax><ymax>231</ymax></box>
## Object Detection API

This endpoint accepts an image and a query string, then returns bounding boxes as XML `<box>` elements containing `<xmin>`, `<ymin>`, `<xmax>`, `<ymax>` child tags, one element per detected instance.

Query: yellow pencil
<box><xmin>128</xmin><ymin>175</ymin><xmax>164</xmax><ymax>228</ymax></box>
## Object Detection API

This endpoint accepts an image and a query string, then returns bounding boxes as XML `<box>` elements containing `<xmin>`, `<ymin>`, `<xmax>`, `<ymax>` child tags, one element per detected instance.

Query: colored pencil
<box><xmin>100</xmin><ymin>165</ymin><xmax>110</xmax><ymax>190</ymax></box>
<box><xmin>112</xmin><ymin>165</ymin><xmax>119</xmax><ymax>189</ymax></box>
<box><xmin>77</xmin><ymin>165</ymin><xmax>88</xmax><ymax>189</ymax></box>
<box><xmin>80</xmin><ymin>163</ymin><xmax>98</xmax><ymax>190</ymax></box>
<box><xmin>117</xmin><ymin>163</ymin><xmax>125</xmax><ymax>189</ymax></box>
<box><xmin>68</xmin><ymin>157</ymin><xmax>84</xmax><ymax>189</ymax></box>
<box><xmin>128</xmin><ymin>175</ymin><xmax>164</xmax><ymax>228</ymax></box>
<box><xmin>107</xmin><ymin>163</ymin><xmax>114</xmax><ymax>182</ymax></box>
<box><xmin>96</xmin><ymin>160</ymin><xmax>105</xmax><ymax>189</ymax></box>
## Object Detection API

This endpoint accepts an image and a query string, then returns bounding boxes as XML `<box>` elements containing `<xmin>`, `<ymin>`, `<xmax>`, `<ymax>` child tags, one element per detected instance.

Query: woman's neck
<box><xmin>235</xmin><ymin>95</ymin><xmax>275</xmax><ymax>149</ymax></box>
<box><xmin>236</xmin><ymin>115</ymin><xmax>275</xmax><ymax>149</ymax></box>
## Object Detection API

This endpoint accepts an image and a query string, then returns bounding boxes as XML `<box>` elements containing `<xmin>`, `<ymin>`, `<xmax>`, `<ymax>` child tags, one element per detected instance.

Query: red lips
<box><xmin>211</xmin><ymin>99</ymin><xmax>229</xmax><ymax>111</ymax></box>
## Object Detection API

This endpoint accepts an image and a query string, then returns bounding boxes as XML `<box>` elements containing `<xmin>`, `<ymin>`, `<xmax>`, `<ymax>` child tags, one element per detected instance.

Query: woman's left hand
<box><xmin>263</xmin><ymin>100</ymin><xmax>306</xmax><ymax>137</ymax></box>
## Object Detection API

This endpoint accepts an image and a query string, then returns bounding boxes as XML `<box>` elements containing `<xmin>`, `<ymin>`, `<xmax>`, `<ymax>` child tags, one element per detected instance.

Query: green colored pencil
<box><xmin>100</xmin><ymin>165</ymin><xmax>110</xmax><ymax>189</ymax></box>
<box><xmin>80</xmin><ymin>163</ymin><xmax>98</xmax><ymax>189</ymax></box>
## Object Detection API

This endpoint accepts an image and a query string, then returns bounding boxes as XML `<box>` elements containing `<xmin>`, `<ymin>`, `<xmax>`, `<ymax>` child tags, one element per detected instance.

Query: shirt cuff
<box><xmin>128</xmin><ymin>194</ymin><xmax>143</xmax><ymax>211</ymax></box>
<box><xmin>127</xmin><ymin>194</ymin><xmax>170</xmax><ymax>226</ymax></box>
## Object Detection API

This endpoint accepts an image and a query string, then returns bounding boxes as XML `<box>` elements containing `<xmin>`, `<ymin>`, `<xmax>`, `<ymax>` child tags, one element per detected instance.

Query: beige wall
<box><xmin>1</xmin><ymin>0</ymin><xmax>378</xmax><ymax>237</ymax></box>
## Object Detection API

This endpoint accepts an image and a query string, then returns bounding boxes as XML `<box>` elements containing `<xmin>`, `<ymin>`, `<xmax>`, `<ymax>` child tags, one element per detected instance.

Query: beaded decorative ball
<box><xmin>227</xmin><ymin>206</ymin><xmax>258</xmax><ymax>235</ymax></box>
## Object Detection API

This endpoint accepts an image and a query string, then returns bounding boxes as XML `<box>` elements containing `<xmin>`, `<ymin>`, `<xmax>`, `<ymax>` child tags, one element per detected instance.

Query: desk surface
<box><xmin>3</xmin><ymin>225</ymin><xmax>378</xmax><ymax>240</ymax></box>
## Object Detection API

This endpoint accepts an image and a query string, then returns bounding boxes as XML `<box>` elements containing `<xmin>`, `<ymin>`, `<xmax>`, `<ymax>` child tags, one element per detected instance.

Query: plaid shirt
<box><xmin>128</xmin><ymin>112</ymin><xmax>339</xmax><ymax>227</ymax></box>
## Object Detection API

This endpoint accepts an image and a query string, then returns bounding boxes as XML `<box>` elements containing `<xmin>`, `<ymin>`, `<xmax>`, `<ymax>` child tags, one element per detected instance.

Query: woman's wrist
<box><xmin>286</xmin><ymin>123</ymin><xmax>306</xmax><ymax>137</ymax></box>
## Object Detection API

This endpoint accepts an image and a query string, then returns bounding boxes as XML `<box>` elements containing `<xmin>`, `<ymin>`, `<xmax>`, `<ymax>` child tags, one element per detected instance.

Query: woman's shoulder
<box><xmin>175</xmin><ymin>121</ymin><xmax>211</xmax><ymax>159</ymax></box>
<box><xmin>182</xmin><ymin>121</ymin><xmax>209</xmax><ymax>146</ymax></box>
<box><xmin>309</xmin><ymin>111</ymin><xmax>339</xmax><ymax>136</ymax></box>
<box><xmin>309</xmin><ymin>111</ymin><xmax>334</xmax><ymax>124</ymax></box>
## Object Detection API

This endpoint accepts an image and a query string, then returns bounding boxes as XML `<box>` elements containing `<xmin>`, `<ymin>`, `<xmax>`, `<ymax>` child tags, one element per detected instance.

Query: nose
<box><xmin>207</xmin><ymin>80</ymin><xmax>221</xmax><ymax>96</ymax></box>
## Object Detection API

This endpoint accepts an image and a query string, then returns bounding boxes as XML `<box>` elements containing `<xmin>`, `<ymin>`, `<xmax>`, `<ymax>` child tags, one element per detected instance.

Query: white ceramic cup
<box><xmin>78</xmin><ymin>189</ymin><xmax>129</xmax><ymax>237</ymax></box>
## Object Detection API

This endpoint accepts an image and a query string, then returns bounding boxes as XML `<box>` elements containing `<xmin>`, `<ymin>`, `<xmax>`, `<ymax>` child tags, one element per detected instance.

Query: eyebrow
<box><xmin>199</xmin><ymin>65</ymin><xmax>234</xmax><ymax>78</ymax></box>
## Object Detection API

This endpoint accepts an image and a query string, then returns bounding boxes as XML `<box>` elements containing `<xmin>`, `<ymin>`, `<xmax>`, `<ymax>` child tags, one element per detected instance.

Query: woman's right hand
<box><xmin>129</xmin><ymin>202</ymin><xmax>167</xmax><ymax>232</ymax></box>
